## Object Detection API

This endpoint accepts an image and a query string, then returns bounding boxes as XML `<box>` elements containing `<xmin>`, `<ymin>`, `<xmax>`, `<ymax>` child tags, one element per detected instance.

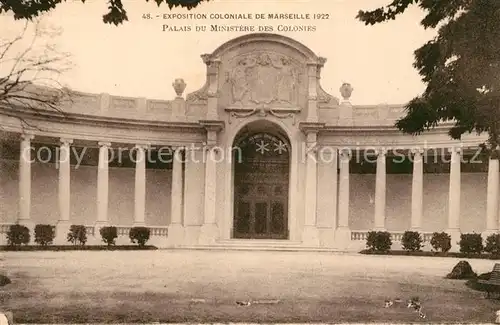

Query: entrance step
<box><xmin>178</xmin><ymin>239</ymin><xmax>344</xmax><ymax>252</ymax></box>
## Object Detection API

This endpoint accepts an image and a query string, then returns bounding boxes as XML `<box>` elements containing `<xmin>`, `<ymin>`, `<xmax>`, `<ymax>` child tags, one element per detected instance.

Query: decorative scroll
<box><xmin>228</xmin><ymin>104</ymin><xmax>297</xmax><ymax>125</ymax></box>
<box><xmin>186</xmin><ymin>83</ymin><xmax>209</xmax><ymax>104</ymax></box>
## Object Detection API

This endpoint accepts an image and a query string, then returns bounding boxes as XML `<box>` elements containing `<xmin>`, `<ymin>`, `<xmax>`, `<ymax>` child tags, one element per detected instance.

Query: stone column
<box><xmin>447</xmin><ymin>147</ymin><xmax>462</xmax><ymax>245</ymax></box>
<box><xmin>96</xmin><ymin>142</ymin><xmax>110</xmax><ymax>227</ymax></box>
<box><xmin>18</xmin><ymin>134</ymin><xmax>34</xmax><ymax>226</ymax></box>
<box><xmin>485</xmin><ymin>157</ymin><xmax>499</xmax><ymax>235</ymax></box>
<box><xmin>133</xmin><ymin>144</ymin><xmax>147</xmax><ymax>226</ymax></box>
<box><xmin>168</xmin><ymin>147</ymin><xmax>185</xmax><ymax>245</ymax></box>
<box><xmin>335</xmin><ymin>148</ymin><xmax>351</xmax><ymax>245</ymax></box>
<box><xmin>316</xmin><ymin>147</ymin><xmax>338</xmax><ymax>248</ymax></box>
<box><xmin>56</xmin><ymin>138</ymin><xmax>73</xmax><ymax>243</ymax></box>
<box><xmin>302</xmin><ymin>136</ymin><xmax>320</xmax><ymax>246</ymax></box>
<box><xmin>374</xmin><ymin>148</ymin><xmax>387</xmax><ymax>230</ymax></box>
<box><xmin>197</xmin><ymin>121</ymin><xmax>224</xmax><ymax>244</ymax></box>
<box><xmin>199</xmin><ymin>146</ymin><xmax>219</xmax><ymax>244</ymax></box>
<box><xmin>410</xmin><ymin>148</ymin><xmax>424</xmax><ymax>230</ymax></box>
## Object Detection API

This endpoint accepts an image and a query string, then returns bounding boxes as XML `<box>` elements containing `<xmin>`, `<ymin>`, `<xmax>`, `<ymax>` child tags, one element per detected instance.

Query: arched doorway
<box><xmin>232</xmin><ymin>122</ymin><xmax>290</xmax><ymax>239</ymax></box>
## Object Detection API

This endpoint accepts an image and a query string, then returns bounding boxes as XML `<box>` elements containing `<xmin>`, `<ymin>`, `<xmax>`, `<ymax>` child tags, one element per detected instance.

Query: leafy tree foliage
<box><xmin>358</xmin><ymin>0</ymin><xmax>500</xmax><ymax>156</ymax></box>
<box><xmin>0</xmin><ymin>0</ymin><xmax>207</xmax><ymax>25</ymax></box>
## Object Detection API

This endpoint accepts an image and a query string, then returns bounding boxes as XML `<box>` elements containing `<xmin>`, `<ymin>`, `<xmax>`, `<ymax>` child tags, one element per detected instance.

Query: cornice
<box><xmin>0</xmin><ymin>104</ymin><xmax>204</xmax><ymax>132</ymax></box>
<box><xmin>321</xmin><ymin>123</ymin><xmax>457</xmax><ymax>135</ymax></box>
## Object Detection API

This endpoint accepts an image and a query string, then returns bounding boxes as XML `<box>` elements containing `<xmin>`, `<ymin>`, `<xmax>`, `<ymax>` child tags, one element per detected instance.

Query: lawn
<box><xmin>0</xmin><ymin>250</ymin><xmax>499</xmax><ymax>323</ymax></box>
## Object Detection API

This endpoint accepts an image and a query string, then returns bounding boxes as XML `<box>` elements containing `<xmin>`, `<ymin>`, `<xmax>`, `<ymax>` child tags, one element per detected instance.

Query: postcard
<box><xmin>0</xmin><ymin>0</ymin><xmax>498</xmax><ymax>323</ymax></box>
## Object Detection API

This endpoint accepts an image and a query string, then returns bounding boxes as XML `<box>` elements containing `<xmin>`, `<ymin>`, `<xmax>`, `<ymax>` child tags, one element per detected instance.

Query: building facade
<box><xmin>0</xmin><ymin>33</ymin><xmax>497</xmax><ymax>250</ymax></box>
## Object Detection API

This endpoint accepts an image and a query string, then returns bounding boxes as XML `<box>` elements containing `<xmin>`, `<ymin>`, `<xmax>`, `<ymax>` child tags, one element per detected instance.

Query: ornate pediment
<box><xmin>223</xmin><ymin>52</ymin><xmax>304</xmax><ymax>109</ymax></box>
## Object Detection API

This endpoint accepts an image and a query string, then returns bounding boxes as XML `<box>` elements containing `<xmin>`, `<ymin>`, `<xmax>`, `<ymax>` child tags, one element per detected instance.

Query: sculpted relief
<box><xmin>224</xmin><ymin>52</ymin><xmax>302</xmax><ymax>107</ymax></box>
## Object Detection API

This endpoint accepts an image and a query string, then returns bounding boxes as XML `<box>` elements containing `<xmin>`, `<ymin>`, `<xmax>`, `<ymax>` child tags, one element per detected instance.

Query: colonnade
<box><xmin>14</xmin><ymin>134</ymin><xmax>221</xmax><ymax>243</ymax></box>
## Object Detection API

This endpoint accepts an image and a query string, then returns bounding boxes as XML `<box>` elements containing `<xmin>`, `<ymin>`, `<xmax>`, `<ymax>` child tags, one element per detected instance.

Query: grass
<box><xmin>1</xmin><ymin>250</ymin><xmax>499</xmax><ymax>323</ymax></box>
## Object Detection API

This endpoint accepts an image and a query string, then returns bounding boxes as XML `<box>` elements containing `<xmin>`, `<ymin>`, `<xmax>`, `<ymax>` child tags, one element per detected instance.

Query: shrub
<box><xmin>34</xmin><ymin>224</ymin><xmax>55</xmax><ymax>246</ymax></box>
<box><xmin>401</xmin><ymin>231</ymin><xmax>423</xmax><ymax>252</ymax></box>
<box><xmin>446</xmin><ymin>260</ymin><xmax>477</xmax><ymax>279</ymax></box>
<box><xmin>0</xmin><ymin>274</ymin><xmax>11</xmax><ymax>286</ymax></box>
<box><xmin>459</xmin><ymin>233</ymin><xmax>483</xmax><ymax>255</ymax></box>
<box><xmin>67</xmin><ymin>225</ymin><xmax>87</xmax><ymax>246</ymax></box>
<box><xmin>484</xmin><ymin>234</ymin><xmax>500</xmax><ymax>255</ymax></box>
<box><xmin>430</xmin><ymin>232</ymin><xmax>452</xmax><ymax>253</ymax></box>
<box><xmin>6</xmin><ymin>224</ymin><xmax>30</xmax><ymax>246</ymax></box>
<box><xmin>366</xmin><ymin>231</ymin><xmax>392</xmax><ymax>252</ymax></box>
<box><xmin>99</xmin><ymin>226</ymin><xmax>117</xmax><ymax>246</ymax></box>
<box><xmin>129</xmin><ymin>227</ymin><xmax>151</xmax><ymax>247</ymax></box>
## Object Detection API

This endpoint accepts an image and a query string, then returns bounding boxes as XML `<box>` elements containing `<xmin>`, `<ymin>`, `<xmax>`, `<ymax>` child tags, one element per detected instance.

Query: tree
<box><xmin>0</xmin><ymin>0</ymin><xmax>207</xmax><ymax>26</ymax></box>
<box><xmin>0</xmin><ymin>20</ymin><xmax>71</xmax><ymax>123</ymax></box>
<box><xmin>357</xmin><ymin>0</ymin><xmax>500</xmax><ymax>157</ymax></box>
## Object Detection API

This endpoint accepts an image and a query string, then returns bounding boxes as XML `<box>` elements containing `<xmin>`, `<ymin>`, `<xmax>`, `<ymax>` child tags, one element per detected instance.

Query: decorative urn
<box><xmin>339</xmin><ymin>82</ymin><xmax>353</xmax><ymax>100</ymax></box>
<box><xmin>172</xmin><ymin>78</ymin><xmax>187</xmax><ymax>97</ymax></box>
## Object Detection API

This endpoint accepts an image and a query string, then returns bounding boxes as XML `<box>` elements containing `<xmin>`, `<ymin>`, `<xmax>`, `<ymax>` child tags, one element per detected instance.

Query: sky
<box><xmin>0</xmin><ymin>0</ymin><xmax>437</xmax><ymax>105</ymax></box>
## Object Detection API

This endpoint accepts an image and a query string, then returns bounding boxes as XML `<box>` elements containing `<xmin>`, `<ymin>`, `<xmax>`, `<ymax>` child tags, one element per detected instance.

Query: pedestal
<box><xmin>318</xmin><ymin>228</ymin><xmax>336</xmax><ymax>248</ymax></box>
<box><xmin>55</xmin><ymin>220</ymin><xmax>71</xmax><ymax>245</ymax></box>
<box><xmin>198</xmin><ymin>223</ymin><xmax>219</xmax><ymax>245</ymax></box>
<box><xmin>17</xmin><ymin>219</ymin><xmax>35</xmax><ymax>244</ymax></box>
<box><xmin>17</xmin><ymin>219</ymin><xmax>35</xmax><ymax>230</ymax></box>
<box><xmin>334</xmin><ymin>226</ymin><xmax>351</xmax><ymax>250</ymax></box>
<box><xmin>92</xmin><ymin>221</ymin><xmax>109</xmax><ymax>244</ymax></box>
<box><xmin>482</xmin><ymin>230</ymin><xmax>497</xmax><ymax>243</ymax></box>
<box><xmin>167</xmin><ymin>223</ymin><xmax>185</xmax><ymax>247</ymax></box>
<box><xmin>446</xmin><ymin>228</ymin><xmax>461</xmax><ymax>252</ymax></box>
<box><xmin>301</xmin><ymin>225</ymin><xmax>320</xmax><ymax>247</ymax></box>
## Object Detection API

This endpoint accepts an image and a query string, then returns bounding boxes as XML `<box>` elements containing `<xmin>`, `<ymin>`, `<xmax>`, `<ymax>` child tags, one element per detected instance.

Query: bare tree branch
<box><xmin>0</xmin><ymin>18</ymin><xmax>73</xmax><ymax>124</ymax></box>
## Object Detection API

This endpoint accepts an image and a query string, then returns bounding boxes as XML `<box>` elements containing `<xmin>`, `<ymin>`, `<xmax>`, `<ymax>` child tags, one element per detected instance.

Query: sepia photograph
<box><xmin>1</xmin><ymin>0</ymin><xmax>500</xmax><ymax>323</ymax></box>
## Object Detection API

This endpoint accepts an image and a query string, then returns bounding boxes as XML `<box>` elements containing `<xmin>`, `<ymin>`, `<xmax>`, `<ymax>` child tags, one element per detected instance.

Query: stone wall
<box><xmin>348</xmin><ymin>173</ymin><xmax>488</xmax><ymax>232</ymax></box>
<box><xmin>0</xmin><ymin>160</ymin><xmax>172</xmax><ymax>226</ymax></box>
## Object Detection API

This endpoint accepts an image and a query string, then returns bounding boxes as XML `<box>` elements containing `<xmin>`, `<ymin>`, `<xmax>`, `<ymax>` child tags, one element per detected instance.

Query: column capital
<box><xmin>410</xmin><ymin>147</ymin><xmax>425</xmax><ymax>155</ymax></box>
<box><xmin>134</xmin><ymin>143</ymin><xmax>150</xmax><ymax>150</ymax></box>
<box><xmin>171</xmin><ymin>146</ymin><xmax>186</xmax><ymax>157</ymax></box>
<box><xmin>339</xmin><ymin>148</ymin><xmax>352</xmax><ymax>160</ymax></box>
<box><xmin>204</xmin><ymin>145</ymin><xmax>223</xmax><ymax>156</ymax></box>
<box><xmin>60</xmin><ymin>138</ymin><xmax>73</xmax><ymax>145</ymax></box>
<box><xmin>98</xmin><ymin>141</ymin><xmax>111</xmax><ymax>148</ymax></box>
<box><xmin>299</xmin><ymin>121</ymin><xmax>325</xmax><ymax>134</ymax></box>
<box><xmin>199</xmin><ymin>120</ymin><xmax>224</xmax><ymax>132</ymax></box>
<box><xmin>171</xmin><ymin>145</ymin><xmax>185</xmax><ymax>151</ymax></box>
<box><xmin>318</xmin><ymin>146</ymin><xmax>336</xmax><ymax>158</ymax></box>
<box><xmin>21</xmin><ymin>133</ymin><xmax>34</xmax><ymax>141</ymax></box>
<box><xmin>449</xmin><ymin>146</ymin><xmax>463</xmax><ymax>154</ymax></box>
<box><xmin>375</xmin><ymin>148</ymin><xmax>387</xmax><ymax>156</ymax></box>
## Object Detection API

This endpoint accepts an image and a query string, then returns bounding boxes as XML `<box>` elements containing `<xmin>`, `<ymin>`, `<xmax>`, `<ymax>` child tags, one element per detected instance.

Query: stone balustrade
<box><xmin>350</xmin><ymin>230</ymin><xmax>434</xmax><ymax>243</ymax></box>
<box><xmin>5</xmin><ymin>83</ymin><xmax>415</xmax><ymax>128</ymax></box>
<box><xmin>0</xmin><ymin>223</ymin><xmax>11</xmax><ymax>234</ymax></box>
<box><xmin>84</xmin><ymin>225</ymin><xmax>96</xmax><ymax>237</ymax></box>
<box><xmin>0</xmin><ymin>223</ymin><xmax>169</xmax><ymax>246</ymax></box>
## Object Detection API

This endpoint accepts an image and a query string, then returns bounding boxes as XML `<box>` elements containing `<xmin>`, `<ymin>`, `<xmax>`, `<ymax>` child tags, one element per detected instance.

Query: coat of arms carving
<box><xmin>225</xmin><ymin>52</ymin><xmax>302</xmax><ymax>107</ymax></box>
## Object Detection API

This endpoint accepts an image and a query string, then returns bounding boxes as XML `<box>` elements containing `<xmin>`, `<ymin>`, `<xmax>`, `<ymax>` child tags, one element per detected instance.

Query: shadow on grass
<box><xmin>465</xmin><ymin>272</ymin><xmax>496</xmax><ymax>295</ymax></box>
